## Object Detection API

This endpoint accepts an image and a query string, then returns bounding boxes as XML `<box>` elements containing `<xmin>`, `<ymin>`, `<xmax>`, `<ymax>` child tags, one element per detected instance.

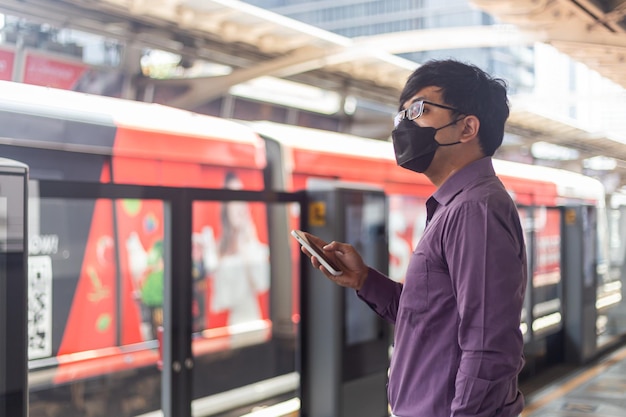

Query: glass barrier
<box><xmin>25</xmin><ymin>180</ymin><xmax>304</xmax><ymax>417</ymax></box>
<box><xmin>0</xmin><ymin>166</ymin><xmax>28</xmax><ymax>417</ymax></box>
<box><xmin>28</xmin><ymin>196</ymin><xmax>164</xmax><ymax>417</ymax></box>
<box><xmin>190</xmin><ymin>197</ymin><xmax>298</xmax><ymax>416</ymax></box>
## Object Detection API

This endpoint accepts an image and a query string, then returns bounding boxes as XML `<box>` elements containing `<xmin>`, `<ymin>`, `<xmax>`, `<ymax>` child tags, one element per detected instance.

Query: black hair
<box><xmin>399</xmin><ymin>59</ymin><xmax>509</xmax><ymax>156</ymax></box>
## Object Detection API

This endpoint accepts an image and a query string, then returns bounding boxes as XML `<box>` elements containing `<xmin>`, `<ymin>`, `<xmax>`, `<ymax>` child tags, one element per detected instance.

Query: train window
<box><xmin>530</xmin><ymin>207</ymin><xmax>563</xmax><ymax>338</ymax></box>
<box><xmin>601</xmin><ymin>202</ymin><xmax>626</xmax><ymax>345</ymax></box>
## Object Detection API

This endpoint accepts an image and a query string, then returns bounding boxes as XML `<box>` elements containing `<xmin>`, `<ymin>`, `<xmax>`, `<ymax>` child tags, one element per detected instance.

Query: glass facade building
<box><xmin>242</xmin><ymin>0</ymin><xmax>535</xmax><ymax>95</ymax></box>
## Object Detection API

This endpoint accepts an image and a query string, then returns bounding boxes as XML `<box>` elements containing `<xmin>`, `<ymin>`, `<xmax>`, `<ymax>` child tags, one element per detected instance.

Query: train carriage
<box><xmin>250</xmin><ymin>120</ymin><xmax>618</xmax><ymax>363</ymax></box>
<box><xmin>0</xmin><ymin>81</ymin><xmax>622</xmax><ymax>416</ymax></box>
<box><xmin>0</xmin><ymin>81</ymin><xmax>276</xmax><ymax>416</ymax></box>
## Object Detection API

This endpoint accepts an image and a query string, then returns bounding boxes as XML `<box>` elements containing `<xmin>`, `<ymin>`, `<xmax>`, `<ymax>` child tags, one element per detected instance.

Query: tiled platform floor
<box><xmin>522</xmin><ymin>346</ymin><xmax>626</xmax><ymax>417</ymax></box>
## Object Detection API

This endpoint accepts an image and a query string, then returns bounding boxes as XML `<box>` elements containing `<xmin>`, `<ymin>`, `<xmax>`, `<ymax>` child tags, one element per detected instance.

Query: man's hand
<box><xmin>301</xmin><ymin>232</ymin><xmax>369</xmax><ymax>291</ymax></box>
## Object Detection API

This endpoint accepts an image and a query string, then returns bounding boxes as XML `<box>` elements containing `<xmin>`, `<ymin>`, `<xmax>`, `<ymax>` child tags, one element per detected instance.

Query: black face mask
<box><xmin>391</xmin><ymin>118</ymin><xmax>462</xmax><ymax>173</ymax></box>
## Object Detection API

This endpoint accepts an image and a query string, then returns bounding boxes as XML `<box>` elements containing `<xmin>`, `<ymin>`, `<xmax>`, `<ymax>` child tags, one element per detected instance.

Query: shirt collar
<box><xmin>432</xmin><ymin>157</ymin><xmax>496</xmax><ymax>206</ymax></box>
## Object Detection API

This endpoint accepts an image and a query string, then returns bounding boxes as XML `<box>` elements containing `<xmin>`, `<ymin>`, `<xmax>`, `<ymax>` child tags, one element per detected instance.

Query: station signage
<box><xmin>22</xmin><ymin>51</ymin><xmax>88</xmax><ymax>90</ymax></box>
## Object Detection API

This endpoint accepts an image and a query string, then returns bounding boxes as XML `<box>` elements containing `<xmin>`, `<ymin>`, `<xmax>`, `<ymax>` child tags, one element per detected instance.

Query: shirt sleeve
<box><xmin>445</xmin><ymin>200</ymin><xmax>526</xmax><ymax>417</ymax></box>
<box><xmin>356</xmin><ymin>267</ymin><xmax>403</xmax><ymax>324</ymax></box>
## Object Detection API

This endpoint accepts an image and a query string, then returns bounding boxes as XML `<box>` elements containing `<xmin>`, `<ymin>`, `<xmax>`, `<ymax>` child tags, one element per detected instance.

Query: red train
<box><xmin>0</xmin><ymin>81</ymin><xmax>621</xmax><ymax>416</ymax></box>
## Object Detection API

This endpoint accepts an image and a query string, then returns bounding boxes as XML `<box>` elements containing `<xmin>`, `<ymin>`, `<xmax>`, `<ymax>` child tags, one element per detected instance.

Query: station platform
<box><xmin>247</xmin><ymin>344</ymin><xmax>626</xmax><ymax>417</ymax></box>
<box><xmin>521</xmin><ymin>344</ymin><xmax>626</xmax><ymax>417</ymax></box>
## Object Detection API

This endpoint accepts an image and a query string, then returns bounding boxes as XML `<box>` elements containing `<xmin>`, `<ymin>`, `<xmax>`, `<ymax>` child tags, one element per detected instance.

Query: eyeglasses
<box><xmin>394</xmin><ymin>100</ymin><xmax>461</xmax><ymax>128</ymax></box>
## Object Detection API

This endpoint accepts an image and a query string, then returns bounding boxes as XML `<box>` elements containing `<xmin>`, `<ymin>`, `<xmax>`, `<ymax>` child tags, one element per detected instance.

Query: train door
<box><xmin>300</xmin><ymin>182</ymin><xmax>390</xmax><ymax>417</ymax></box>
<box><xmin>562</xmin><ymin>205</ymin><xmax>598</xmax><ymax>363</ymax></box>
<box><xmin>519</xmin><ymin>205</ymin><xmax>565</xmax><ymax>373</ymax></box>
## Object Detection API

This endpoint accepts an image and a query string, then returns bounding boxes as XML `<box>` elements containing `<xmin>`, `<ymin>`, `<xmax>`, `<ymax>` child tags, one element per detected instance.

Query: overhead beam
<box><xmin>166</xmin><ymin>44</ymin><xmax>412</xmax><ymax>110</ymax></box>
<box><xmin>160</xmin><ymin>25</ymin><xmax>547</xmax><ymax>110</ymax></box>
<box><xmin>351</xmin><ymin>25</ymin><xmax>545</xmax><ymax>53</ymax></box>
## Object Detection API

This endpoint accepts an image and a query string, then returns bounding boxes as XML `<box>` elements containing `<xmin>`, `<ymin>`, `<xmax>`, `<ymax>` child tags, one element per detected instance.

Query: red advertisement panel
<box><xmin>23</xmin><ymin>53</ymin><xmax>88</xmax><ymax>89</ymax></box>
<box><xmin>57</xmin><ymin>199</ymin><xmax>117</xmax><ymax>355</ymax></box>
<box><xmin>533</xmin><ymin>208</ymin><xmax>562</xmax><ymax>287</ymax></box>
<box><xmin>0</xmin><ymin>48</ymin><xmax>15</xmax><ymax>81</ymax></box>
<box><xmin>388</xmin><ymin>195</ymin><xmax>428</xmax><ymax>283</ymax></box>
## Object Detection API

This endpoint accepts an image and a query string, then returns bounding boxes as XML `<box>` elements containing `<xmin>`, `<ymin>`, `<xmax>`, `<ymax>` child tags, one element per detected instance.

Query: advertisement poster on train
<box><xmin>116</xmin><ymin>199</ymin><xmax>164</xmax><ymax>343</ymax></box>
<box><xmin>528</xmin><ymin>207</ymin><xmax>563</xmax><ymax>335</ymax></box>
<box><xmin>196</xmin><ymin>171</ymin><xmax>270</xmax><ymax>329</ymax></box>
<box><xmin>533</xmin><ymin>208</ymin><xmax>562</xmax><ymax>288</ymax></box>
<box><xmin>0</xmin><ymin>47</ymin><xmax>15</xmax><ymax>81</ymax></box>
<box><xmin>107</xmin><ymin>169</ymin><xmax>270</xmax><ymax>343</ymax></box>
<box><xmin>388</xmin><ymin>195</ymin><xmax>427</xmax><ymax>282</ymax></box>
<box><xmin>57</xmin><ymin>199</ymin><xmax>117</xmax><ymax>355</ymax></box>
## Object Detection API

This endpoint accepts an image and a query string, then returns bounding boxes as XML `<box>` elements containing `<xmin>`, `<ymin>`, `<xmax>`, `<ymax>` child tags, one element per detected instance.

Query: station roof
<box><xmin>8</xmin><ymin>0</ymin><xmax>416</xmax><ymax>106</ymax></box>
<box><xmin>470</xmin><ymin>0</ymin><xmax>626</xmax><ymax>183</ymax></box>
<box><xmin>504</xmin><ymin>100</ymin><xmax>626</xmax><ymax>171</ymax></box>
<box><xmin>471</xmin><ymin>0</ymin><xmax>626</xmax><ymax>91</ymax></box>
<box><xmin>3</xmin><ymin>0</ymin><xmax>626</xmax><ymax>185</ymax></box>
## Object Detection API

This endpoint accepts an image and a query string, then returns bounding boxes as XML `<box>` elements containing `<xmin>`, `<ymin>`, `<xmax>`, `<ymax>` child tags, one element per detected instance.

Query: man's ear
<box><xmin>460</xmin><ymin>115</ymin><xmax>480</xmax><ymax>142</ymax></box>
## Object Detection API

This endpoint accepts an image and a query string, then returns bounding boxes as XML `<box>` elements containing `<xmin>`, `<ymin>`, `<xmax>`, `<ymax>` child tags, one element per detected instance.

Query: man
<box><xmin>302</xmin><ymin>59</ymin><xmax>527</xmax><ymax>417</ymax></box>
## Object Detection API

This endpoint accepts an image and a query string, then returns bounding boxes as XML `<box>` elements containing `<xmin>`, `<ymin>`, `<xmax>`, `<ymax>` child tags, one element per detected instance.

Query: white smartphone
<box><xmin>291</xmin><ymin>229</ymin><xmax>343</xmax><ymax>276</ymax></box>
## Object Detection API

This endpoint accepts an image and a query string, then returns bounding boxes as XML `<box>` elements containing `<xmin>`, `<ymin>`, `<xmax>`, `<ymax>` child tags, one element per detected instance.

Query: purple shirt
<box><xmin>358</xmin><ymin>157</ymin><xmax>526</xmax><ymax>417</ymax></box>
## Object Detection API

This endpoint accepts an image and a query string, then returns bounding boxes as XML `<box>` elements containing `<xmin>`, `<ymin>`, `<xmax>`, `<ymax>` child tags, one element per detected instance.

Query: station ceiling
<box><xmin>2</xmin><ymin>0</ymin><xmax>626</xmax><ymax>187</ymax></box>
<box><xmin>471</xmin><ymin>0</ymin><xmax>626</xmax><ymax>186</ymax></box>
<box><xmin>472</xmin><ymin>0</ymin><xmax>626</xmax><ymax>92</ymax></box>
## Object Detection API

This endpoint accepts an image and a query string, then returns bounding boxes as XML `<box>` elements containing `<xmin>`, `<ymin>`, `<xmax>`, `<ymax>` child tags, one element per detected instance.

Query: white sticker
<box><xmin>28</xmin><ymin>255</ymin><xmax>53</xmax><ymax>360</ymax></box>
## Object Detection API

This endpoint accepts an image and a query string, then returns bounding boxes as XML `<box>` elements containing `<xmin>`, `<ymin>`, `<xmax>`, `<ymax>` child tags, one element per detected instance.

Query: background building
<box><xmin>240</xmin><ymin>0</ymin><xmax>626</xmax><ymax>186</ymax></box>
<box><xmin>241</xmin><ymin>0</ymin><xmax>535</xmax><ymax>96</ymax></box>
